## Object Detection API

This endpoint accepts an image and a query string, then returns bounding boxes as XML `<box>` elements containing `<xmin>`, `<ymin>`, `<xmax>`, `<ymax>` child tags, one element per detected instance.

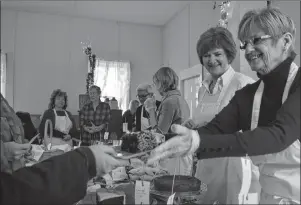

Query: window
<box><xmin>94</xmin><ymin>59</ymin><xmax>131</xmax><ymax>111</ymax></box>
<box><xmin>1</xmin><ymin>52</ymin><xmax>6</xmax><ymax>97</ymax></box>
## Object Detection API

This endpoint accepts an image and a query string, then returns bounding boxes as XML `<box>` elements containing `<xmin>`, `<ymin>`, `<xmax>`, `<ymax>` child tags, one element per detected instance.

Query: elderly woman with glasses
<box><xmin>182</xmin><ymin>26</ymin><xmax>257</xmax><ymax>204</ymax></box>
<box><xmin>135</xmin><ymin>83</ymin><xmax>161</xmax><ymax>132</ymax></box>
<box><xmin>147</xmin><ymin>7</ymin><xmax>300</xmax><ymax>204</ymax></box>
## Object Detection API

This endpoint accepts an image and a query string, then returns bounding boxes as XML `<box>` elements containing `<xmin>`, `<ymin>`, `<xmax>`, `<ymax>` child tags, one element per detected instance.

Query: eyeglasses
<box><xmin>240</xmin><ymin>35</ymin><xmax>272</xmax><ymax>50</ymax></box>
<box><xmin>136</xmin><ymin>94</ymin><xmax>151</xmax><ymax>99</ymax></box>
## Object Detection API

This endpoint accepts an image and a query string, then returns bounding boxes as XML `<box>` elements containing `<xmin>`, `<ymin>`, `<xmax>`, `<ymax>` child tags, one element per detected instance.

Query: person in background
<box><xmin>1</xmin><ymin>144</ymin><xmax>129</xmax><ymax>205</ymax></box>
<box><xmin>135</xmin><ymin>83</ymin><xmax>160</xmax><ymax>132</ymax></box>
<box><xmin>80</xmin><ymin>85</ymin><xmax>111</xmax><ymax>146</ymax></box>
<box><xmin>122</xmin><ymin>100</ymin><xmax>139</xmax><ymax>132</ymax></box>
<box><xmin>182</xmin><ymin>26</ymin><xmax>258</xmax><ymax>204</ymax></box>
<box><xmin>39</xmin><ymin>89</ymin><xmax>77</xmax><ymax>147</ymax></box>
<box><xmin>148</xmin><ymin>7</ymin><xmax>300</xmax><ymax>205</ymax></box>
<box><xmin>16</xmin><ymin>111</ymin><xmax>39</xmax><ymax>144</ymax></box>
<box><xmin>144</xmin><ymin>67</ymin><xmax>191</xmax><ymax>175</ymax></box>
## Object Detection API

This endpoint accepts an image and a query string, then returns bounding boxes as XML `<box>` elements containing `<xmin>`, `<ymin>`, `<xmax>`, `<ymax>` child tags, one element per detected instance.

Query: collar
<box><xmin>258</xmin><ymin>53</ymin><xmax>297</xmax><ymax>87</ymax></box>
<box><xmin>202</xmin><ymin>66</ymin><xmax>235</xmax><ymax>93</ymax></box>
<box><xmin>161</xmin><ymin>90</ymin><xmax>181</xmax><ymax>102</ymax></box>
<box><xmin>87</xmin><ymin>101</ymin><xmax>101</xmax><ymax>108</ymax></box>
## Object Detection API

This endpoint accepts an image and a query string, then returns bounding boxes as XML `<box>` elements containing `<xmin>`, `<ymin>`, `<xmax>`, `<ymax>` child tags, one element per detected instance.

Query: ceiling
<box><xmin>1</xmin><ymin>1</ymin><xmax>191</xmax><ymax>26</ymax></box>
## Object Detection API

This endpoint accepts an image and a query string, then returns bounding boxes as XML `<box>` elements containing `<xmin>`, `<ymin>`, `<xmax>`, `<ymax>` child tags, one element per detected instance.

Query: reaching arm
<box><xmin>196</xmin><ymin>86</ymin><xmax>300</xmax><ymax>159</ymax></box>
<box><xmin>0</xmin><ymin>147</ymin><xmax>96</xmax><ymax>205</ymax></box>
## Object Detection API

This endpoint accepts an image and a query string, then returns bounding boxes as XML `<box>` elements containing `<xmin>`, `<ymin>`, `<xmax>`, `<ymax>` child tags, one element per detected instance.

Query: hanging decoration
<box><xmin>81</xmin><ymin>40</ymin><xmax>97</xmax><ymax>93</ymax></box>
<box><xmin>214</xmin><ymin>1</ymin><xmax>234</xmax><ymax>28</ymax></box>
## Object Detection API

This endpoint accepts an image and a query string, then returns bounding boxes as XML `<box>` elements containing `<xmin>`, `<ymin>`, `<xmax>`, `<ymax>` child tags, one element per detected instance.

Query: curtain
<box><xmin>94</xmin><ymin>59</ymin><xmax>131</xmax><ymax>112</ymax></box>
<box><xmin>1</xmin><ymin>52</ymin><xmax>6</xmax><ymax>97</ymax></box>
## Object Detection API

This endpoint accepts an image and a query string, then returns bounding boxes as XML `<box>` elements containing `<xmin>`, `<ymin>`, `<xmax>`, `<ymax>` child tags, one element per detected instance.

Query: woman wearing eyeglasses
<box><xmin>134</xmin><ymin>84</ymin><xmax>160</xmax><ymax>132</ymax></box>
<box><xmin>182</xmin><ymin>26</ymin><xmax>257</xmax><ymax>204</ymax></box>
<box><xmin>147</xmin><ymin>7</ymin><xmax>300</xmax><ymax>205</ymax></box>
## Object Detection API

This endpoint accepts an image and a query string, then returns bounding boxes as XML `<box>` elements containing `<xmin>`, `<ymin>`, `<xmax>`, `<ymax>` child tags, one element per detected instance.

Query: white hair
<box><xmin>136</xmin><ymin>83</ymin><xmax>153</xmax><ymax>94</ymax></box>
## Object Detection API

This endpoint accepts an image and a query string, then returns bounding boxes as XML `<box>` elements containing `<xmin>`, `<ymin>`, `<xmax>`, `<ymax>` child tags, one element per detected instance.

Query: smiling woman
<box><xmin>148</xmin><ymin>7</ymin><xmax>300</xmax><ymax>205</ymax></box>
<box><xmin>181</xmin><ymin>26</ymin><xmax>257</xmax><ymax>204</ymax></box>
<box><xmin>39</xmin><ymin>89</ymin><xmax>78</xmax><ymax>147</ymax></box>
<box><xmin>238</xmin><ymin>8</ymin><xmax>296</xmax><ymax>75</ymax></box>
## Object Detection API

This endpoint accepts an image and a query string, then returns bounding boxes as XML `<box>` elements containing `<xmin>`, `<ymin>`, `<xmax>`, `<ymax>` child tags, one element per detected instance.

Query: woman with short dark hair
<box><xmin>182</xmin><ymin>26</ymin><xmax>258</xmax><ymax>204</ymax></box>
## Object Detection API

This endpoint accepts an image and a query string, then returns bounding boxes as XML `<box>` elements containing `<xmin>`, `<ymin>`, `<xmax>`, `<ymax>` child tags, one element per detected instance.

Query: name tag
<box><xmin>135</xmin><ymin>180</ymin><xmax>150</xmax><ymax>205</ymax></box>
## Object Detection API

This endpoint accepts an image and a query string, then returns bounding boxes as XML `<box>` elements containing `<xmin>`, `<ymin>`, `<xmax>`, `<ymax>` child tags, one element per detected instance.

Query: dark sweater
<box><xmin>39</xmin><ymin>109</ymin><xmax>78</xmax><ymax>139</ymax></box>
<box><xmin>122</xmin><ymin>110</ymin><xmax>136</xmax><ymax>131</ymax></box>
<box><xmin>196</xmin><ymin>54</ymin><xmax>300</xmax><ymax>158</ymax></box>
<box><xmin>0</xmin><ymin>147</ymin><xmax>96</xmax><ymax>205</ymax></box>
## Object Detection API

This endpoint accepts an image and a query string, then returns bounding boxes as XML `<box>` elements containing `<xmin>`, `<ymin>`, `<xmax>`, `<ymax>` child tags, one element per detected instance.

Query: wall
<box><xmin>163</xmin><ymin>1</ymin><xmax>300</xmax><ymax>80</ymax></box>
<box><xmin>1</xmin><ymin>9</ymin><xmax>163</xmax><ymax>114</ymax></box>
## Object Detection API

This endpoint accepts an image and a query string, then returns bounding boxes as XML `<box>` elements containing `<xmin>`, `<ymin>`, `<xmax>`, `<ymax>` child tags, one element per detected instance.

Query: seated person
<box><xmin>39</xmin><ymin>89</ymin><xmax>77</xmax><ymax>147</ymax></box>
<box><xmin>80</xmin><ymin>85</ymin><xmax>111</xmax><ymax>146</ymax></box>
<box><xmin>135</xmin><ymin>84</ymin><xmax>160</xmax><ymax>131</ymax></box>
<box><xmin>16</xmin><ymin>111</ymin><xmax>39</xmax><ymax>144</ymax></box>
<box><xmin>122</xmin><ymin>100</ymin><xmax>139</xmax><ymax>132</ymax></box>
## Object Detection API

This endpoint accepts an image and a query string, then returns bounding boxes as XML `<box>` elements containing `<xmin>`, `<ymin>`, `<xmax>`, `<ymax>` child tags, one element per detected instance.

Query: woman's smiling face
<box><xmin>242</xmin><ymin>25</ymin><xmax>288</xmax><ymax>75</ymax></box>
<box><xmin>202</xmin><ymin>48</ymin><xmax>230</xmax><ymax>79</ymax></box>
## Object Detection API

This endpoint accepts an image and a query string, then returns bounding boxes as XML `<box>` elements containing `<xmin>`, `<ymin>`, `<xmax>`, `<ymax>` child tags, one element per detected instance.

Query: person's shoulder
<box><xmin>235</xmin><ymin>80</ymin><xmax>260</xmax><ymax>98</ymax></box>
<box><xmin>43</xmin><ymin>109</ymin><xmax>54</xmax><ymax>115</ymax></box>
<box><xmin>233</xmin><ymin>72</ymin><xmax>256</xmax><ymax>87</ymax></box>
<box><xmin>123</xmin><ymin>109</ymin><xmax>131</xmax><ymax>115</ymax></box>
<box><xmin>100</xmin><ymin>102</ymin><xmax>110</xmax><ymax>109</ymax></box>
<box><xmin>162</xmin><ymin>95</ymin><xmax>179</xmax><ymax>105</ymax></box>
<box><xmin>65</xmin><ymin>110</ymin><xmax>73</xmax><ymax>116</ymax></box>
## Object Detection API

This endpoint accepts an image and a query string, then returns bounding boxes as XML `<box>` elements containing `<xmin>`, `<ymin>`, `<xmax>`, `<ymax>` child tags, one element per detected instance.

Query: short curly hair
<box><xmin>48</xmin><ymin>89</ymin><xmax>68</xmax><ymax>110</ymax></box>
<box><xmin>196</xmin><ymin>26</ymin><xmax>237</xmax><ymax>65</ymax></box>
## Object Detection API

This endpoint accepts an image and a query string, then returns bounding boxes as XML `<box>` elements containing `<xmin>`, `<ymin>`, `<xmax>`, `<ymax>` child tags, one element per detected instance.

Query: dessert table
<box><xmin>76</xmin><ymin>145</ymin><xmax>207</xmax><ymax>205</ymax></box>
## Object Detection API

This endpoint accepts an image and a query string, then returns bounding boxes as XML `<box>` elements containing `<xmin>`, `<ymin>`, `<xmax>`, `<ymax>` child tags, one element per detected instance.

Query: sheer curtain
<box><xmin>94</xmin><ymin>59</ymin><xmax>131</xmax><ymax>111</ymax></box>
<box><xmin>1</xmin><ymin>52</ymin><xmax>6</xmax><ymax>97</ymax></box>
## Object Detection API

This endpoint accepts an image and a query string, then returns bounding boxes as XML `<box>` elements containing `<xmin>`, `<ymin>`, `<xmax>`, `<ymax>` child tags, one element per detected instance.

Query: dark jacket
<box><xmin>196</xmin><ymin>54</ymin><xmax>300</xmax><ymax>159</ymax></box>
<box><xmin>39</xmin><ymin>109</ymin><xmax>78</xmax><ymax>139</ymax></box>
<box><xmin>135</xmin><ymin>100</ymin><xmax>161</xmax><ymax>131</ymax></box>
<box><xmin>122</xmin><ymin>110</ymin><xmax>136</xmax><ymax>131</ymax></box>
<box><xmin>16</xmin><ymin>112</ymin><xmax>38</xmax><ymax>144</ymax></box>
<box><xmin>0</xmin><ymin>147</ymin><xmax>96</xmax><ymax>205</ymax></box>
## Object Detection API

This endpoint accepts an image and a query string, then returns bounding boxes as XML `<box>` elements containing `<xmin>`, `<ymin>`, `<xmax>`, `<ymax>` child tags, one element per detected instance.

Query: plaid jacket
<box><xmin>79</xmin><ymin>102</ymin><xmax>111</xmax><ymax>144</ymax></box>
